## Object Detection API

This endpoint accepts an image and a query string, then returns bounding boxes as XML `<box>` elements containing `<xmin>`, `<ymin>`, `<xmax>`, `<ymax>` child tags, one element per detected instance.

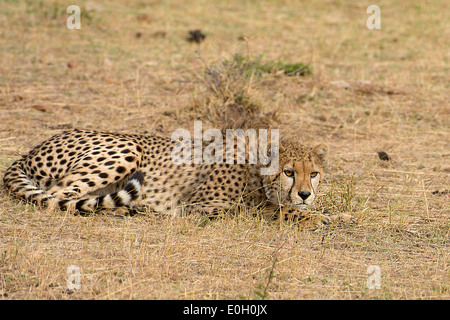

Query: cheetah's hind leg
<box><xmin>54</xmin><ymin>171</ymin><xmax>145</xmax><ymax>215</ymax></box>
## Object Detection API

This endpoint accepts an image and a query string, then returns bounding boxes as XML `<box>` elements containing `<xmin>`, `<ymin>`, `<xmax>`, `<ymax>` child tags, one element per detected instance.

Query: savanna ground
<box><xmin>0</xmin><ymin>0</ymin><xmax>448</xmax><ymax>300</ymax></box>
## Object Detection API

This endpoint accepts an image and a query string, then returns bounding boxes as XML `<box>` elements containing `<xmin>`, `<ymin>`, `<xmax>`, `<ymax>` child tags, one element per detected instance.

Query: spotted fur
<box><xmin>3</xmin><ymin>129</ymin><xmax>328</xmax><ymax>219</ymax></box>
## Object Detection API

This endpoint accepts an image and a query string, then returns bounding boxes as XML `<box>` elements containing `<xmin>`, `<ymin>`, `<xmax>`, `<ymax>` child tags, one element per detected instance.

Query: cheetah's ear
<box><xmin>312</xmin><ymin>144</ymin><xmax>328</xmax><ymax>161</ymax></box>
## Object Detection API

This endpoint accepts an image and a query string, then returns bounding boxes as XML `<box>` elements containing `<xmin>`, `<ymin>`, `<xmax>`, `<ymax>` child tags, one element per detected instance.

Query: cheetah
<box><xmin>3</xmin><ymin>128</ymin><xmax>346</xmax><ymax>223</ymax></box>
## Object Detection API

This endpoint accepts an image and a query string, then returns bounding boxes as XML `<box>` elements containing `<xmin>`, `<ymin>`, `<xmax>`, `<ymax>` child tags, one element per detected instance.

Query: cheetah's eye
<box><xmin>310</xmin><ymin>172</ymin><xmax>319</xmax><ymax>178</ymax></box>
<box><xmin>283</xmin><ymin>169</ymin><xmax>294</xmax><ymax>177</ymax></box>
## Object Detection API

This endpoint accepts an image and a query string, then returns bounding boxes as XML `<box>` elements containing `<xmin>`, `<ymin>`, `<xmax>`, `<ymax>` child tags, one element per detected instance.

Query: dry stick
<box><xmin>248</xmin><ymin>256</ymin><xmax>294</xmax><ymax>277</ymax></box>
<box><xmin>255</xmin><ymin>238</ymin><xmax>286</xmax><ymax>299</ymax></box>
<box><xmin>259</xmin><ymin>256</ymin><xmax>277</xmax><ymax>299</ymax></box>
<box><xmin>421</xmin><ymin>179</ymin><xmax>430</xmax><ymax>219</ymax></box>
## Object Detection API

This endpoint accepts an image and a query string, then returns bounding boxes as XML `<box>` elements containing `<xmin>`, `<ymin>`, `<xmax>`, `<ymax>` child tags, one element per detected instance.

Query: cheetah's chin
<box><xmin>290</xmin><ymin>203</ymin><xmax>309</xmax><ymax>210</ymax></box>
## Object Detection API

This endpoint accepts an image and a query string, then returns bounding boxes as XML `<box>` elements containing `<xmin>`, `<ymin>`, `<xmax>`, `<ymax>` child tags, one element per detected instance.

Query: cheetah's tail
<box><xmin>2</xmin><ymin>158</ymin><xmax>51</xmax><ymax>203</ymax></box>
<box><xmin>3</xmin><ymin>160</ymin><xmax>144</xmax><ymax>213</ymax></box>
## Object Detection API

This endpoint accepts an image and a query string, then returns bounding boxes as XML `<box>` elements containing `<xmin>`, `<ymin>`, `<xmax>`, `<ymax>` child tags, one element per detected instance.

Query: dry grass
<box><xmin>0</xmin><ymin>0</ymin><xmax>449</xmax><ymax>299</ymax></box>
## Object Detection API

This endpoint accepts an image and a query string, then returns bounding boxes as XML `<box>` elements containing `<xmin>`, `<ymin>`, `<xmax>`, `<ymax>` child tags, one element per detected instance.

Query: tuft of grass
<box><xmin>190</xmin><ymin>54</ymin><xmax>280</xmax><ymax>126</ymax></box>
<box><xmin>229</xmin><ymin>54</ymin><xmax>311</xmax><ymax>77</ymax></box>
<box><xmin>320</xmin><ymin>176</ymin><xmax>357</xmax><ymax>214</ymax></box>
<box><xmin>189</xmin><ymin>53</ymin><xmax>309</xmax><ymax>126</ymax></box>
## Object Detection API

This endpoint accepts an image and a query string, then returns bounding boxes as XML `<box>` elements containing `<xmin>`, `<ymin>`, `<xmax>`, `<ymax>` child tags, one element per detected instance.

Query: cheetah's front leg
<box><xmin>275</xmin><ymin>208</ymin><xmax>355</xmax><ymax>226</ymax></box>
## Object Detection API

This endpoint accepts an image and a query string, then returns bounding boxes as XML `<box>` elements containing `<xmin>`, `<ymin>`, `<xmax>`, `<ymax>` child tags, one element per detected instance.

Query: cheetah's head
<box><xmin>262</xmin><ymin>140</ymin><xmax>327</xmax><ymax>209</ymax></box>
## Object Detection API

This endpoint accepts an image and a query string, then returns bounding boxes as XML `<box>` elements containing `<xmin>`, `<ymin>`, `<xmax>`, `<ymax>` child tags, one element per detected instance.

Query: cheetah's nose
<box><xmin>298</xmin><ymin>191</ymin><xmax>311</xmax><ymax>201</ymax></box>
